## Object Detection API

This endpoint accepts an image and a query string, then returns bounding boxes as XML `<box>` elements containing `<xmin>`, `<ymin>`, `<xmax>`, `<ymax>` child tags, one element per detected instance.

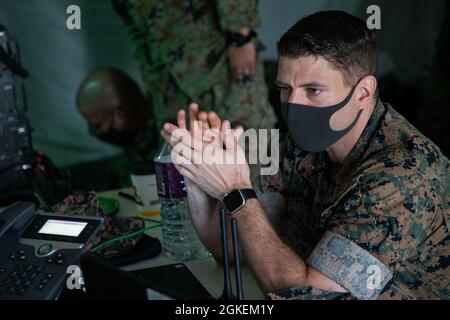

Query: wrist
<box><xmin>221</xmin><ymin>183</ymin><xmax>253</xmax><ymax>200</ymax></box>
<box><xmin>221</xmin><ymin>187</ymin><xmax>256</xmax><ymax>215</ymax></box>
<box><xmin>227</xmin><ymin>29</ymin><xmax>257</xmax><ymax>47</ymax></box>
<box><xmin>235</xmin><ymin>27</ymin><xmax>250</xmax><ymax>37</ymax></box>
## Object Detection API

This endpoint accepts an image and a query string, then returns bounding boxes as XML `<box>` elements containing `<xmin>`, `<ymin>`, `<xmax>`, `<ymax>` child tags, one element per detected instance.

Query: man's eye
<box><xmin>277</xmin><ymin>86</ymin><xmax>291</xmax><ymax>94</ymax></box>
<box><xmin>307</xmin><ymin>88</ymin><xmax>322</xmax><ymax>96</ymax></box>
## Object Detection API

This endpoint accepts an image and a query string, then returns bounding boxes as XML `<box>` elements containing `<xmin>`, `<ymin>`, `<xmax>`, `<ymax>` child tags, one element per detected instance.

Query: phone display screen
<box><xmin>38</xmin><ymin>219</ymin><xmax>88</xmax><ymax>237</ymax></box>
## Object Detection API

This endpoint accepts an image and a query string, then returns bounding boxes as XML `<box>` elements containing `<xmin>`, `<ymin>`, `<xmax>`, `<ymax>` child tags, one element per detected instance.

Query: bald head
<box><xmin>77</xmin><ymin>68</ymin><xmax>149</xmax><ymax>145</ymax></box>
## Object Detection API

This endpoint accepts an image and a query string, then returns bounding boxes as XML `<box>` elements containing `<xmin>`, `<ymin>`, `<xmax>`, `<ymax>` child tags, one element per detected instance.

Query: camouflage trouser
<box><xmin>144</xmin><ymin>58</ymin><xmax>276</xmax><ymax>135</ymax></box>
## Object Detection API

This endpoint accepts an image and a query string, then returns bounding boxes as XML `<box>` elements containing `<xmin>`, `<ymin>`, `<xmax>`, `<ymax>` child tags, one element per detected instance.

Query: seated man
<box><xmin>161</xmin><ymin>11</ymin><xmax>450</xmax><ymax>300</ymax></box>
<box><xmin>76</xmin><ymin>68</ymin><xmax>157</xmax><ymax>187</ymax></box>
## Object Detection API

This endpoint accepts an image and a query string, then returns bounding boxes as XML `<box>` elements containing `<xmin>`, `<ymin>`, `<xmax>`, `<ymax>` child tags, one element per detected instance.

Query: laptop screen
<box><xmin>81</xmin><ymin>254</ymin><xmax>212</xmax><ymax>300</ymax></box>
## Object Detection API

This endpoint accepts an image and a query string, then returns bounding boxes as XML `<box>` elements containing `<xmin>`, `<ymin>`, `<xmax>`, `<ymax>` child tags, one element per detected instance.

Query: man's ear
<box><xmin>356</xmin><ymin>75</ymin><xmax>377</xmax><ymax>107</ymax></box>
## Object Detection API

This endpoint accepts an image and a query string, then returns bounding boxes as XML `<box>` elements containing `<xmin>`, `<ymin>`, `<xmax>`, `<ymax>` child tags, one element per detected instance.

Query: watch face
<box><xmin>223</xmin><ymin>190</ymin><xmax>245</xmax><ymax>214</ymax></box>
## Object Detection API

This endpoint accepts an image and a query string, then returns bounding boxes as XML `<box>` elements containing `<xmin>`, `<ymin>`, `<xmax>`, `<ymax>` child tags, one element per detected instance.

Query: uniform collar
<box><xmin>336</xmin><ymin>99</ymin><xmax>386</xmax><ymax>183</ymax></box>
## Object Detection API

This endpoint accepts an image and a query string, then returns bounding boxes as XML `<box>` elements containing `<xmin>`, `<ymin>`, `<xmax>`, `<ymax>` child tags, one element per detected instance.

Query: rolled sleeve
<box><xmin>268</xmin><ymin>285</ymin><xmax>352</xmax><ymax>300</ymax></box>
<box><xmin>306</xmin><ymin>231</ymin><xmax>393</xmax><ymax>300</ymax></box>
<box><xmin>311</xmin><ymin>171</ymin><xmax>441</xmax><ymax>299</ymax></box>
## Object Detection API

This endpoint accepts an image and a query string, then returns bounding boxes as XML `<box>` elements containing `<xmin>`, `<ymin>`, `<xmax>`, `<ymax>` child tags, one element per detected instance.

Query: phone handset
<box><xmin>0</xmin><ymin>202</ymin><xmax>36</xmax><ymax>238</ymax></box>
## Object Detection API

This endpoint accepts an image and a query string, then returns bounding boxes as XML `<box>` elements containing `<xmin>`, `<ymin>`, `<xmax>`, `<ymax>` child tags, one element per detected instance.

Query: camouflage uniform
<box><xmin>108</xmin><ymin>0</ymin><xmax>275</xmax><ymax>187</ymax></box>
<box><xmin>52</xmin><ymin>191</ymin><xmax>148</xmax><ymax>258</ymax></box>
<box><xmin>252</xmin><ymin>100</ymin><xmax>450</xmax><ymax>300</ymax></box>
<box><xmin>114</xmin><ymin>0</ymin><xmax>276</xmax><ymax>133</ymax></box>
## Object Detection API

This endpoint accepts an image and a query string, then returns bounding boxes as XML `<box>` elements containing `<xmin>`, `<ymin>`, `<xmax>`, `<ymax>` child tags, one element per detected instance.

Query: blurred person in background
<box><xmin>76</xmin><ymin>67</ymin><xmax>156</xmax><ymax>187</ymax></box>
<box><xmin>111</xmin><ymin>0</ymin><xmax>276</xmax><ymax>133</ymax></box>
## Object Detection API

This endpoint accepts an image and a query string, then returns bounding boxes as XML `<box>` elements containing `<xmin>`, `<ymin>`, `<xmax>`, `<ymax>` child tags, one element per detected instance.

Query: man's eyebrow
<box><xmin>275</xmin><ymin>80</ymin><xmax>288</xmax><ymax>86</ymax></box>
<box><xmin>299</xmin><ymin>82</ymin><xmax>327</xmax><ymax>88</ymax></box>
<box><xmin>275</xmin><ymin>80</ymin><xmax>327</xmax><ymax>88</ymax></box>
<box><xmin>275</xmin><ymin>80</ymin><xmax>293</xmax><ymax>87</ymax></box>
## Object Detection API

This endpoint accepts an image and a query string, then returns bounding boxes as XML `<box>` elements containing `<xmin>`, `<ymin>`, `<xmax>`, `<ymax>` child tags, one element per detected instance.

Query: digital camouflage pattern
<box><xmin>253</xmin><ymin>100</ymin><xmax>450</xmax><ymax>300</ymax></box>
<box><xmin>53</xmin><ymin>191</ymin><xmax>146</xmax><ymax>258</ymax></box>
<box><xmin>306</xmin><ymin>231</ymin><xmax>393</xmax><ymax>300</ymax></box>
<box><xmin>113</xmin><ymin>0</ymin><xmax>276</xmax><ymax>133</ymax></box>
<box><xmin>108</xmin><ymin>0</ymin><xmax>276</xmax><ymax>187</ymax></box>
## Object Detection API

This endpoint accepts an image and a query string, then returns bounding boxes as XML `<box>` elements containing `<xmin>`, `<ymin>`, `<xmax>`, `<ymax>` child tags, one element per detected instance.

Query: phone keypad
<box><xmin>0</xmin><ymin>249</ymin><xmax>57</xmax><ymax>297</ymax></box>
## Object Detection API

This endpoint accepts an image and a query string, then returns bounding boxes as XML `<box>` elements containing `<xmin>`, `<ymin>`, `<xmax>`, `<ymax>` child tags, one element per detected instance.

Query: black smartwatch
<box><xmin>222</xmin><ymin>189</ymin><xmax>257</xmax><ymax>215</ymax></box>
<box><xmin>227</xmin><ymin>30</ymin><xmax>257</xmax><ymax>47</ymax></box>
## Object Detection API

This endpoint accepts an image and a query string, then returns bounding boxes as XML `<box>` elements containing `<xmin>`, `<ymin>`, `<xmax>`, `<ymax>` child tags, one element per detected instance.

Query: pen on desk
<box><xmin>118</xmin><ymin>191</ymin><xmax>137</xmax><ymax>203</ymax></box>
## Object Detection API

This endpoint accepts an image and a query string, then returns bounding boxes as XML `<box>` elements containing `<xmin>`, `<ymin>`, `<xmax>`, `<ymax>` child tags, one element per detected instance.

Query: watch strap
<box><xmin>239</xmin><ymin>189</ymin><xmax>257</xmax><ymax>200</ymax></box>
<box><xmin>227</xmin><ymin>30</ymin><xmax>257</xmax><ymax>47</ymax></box>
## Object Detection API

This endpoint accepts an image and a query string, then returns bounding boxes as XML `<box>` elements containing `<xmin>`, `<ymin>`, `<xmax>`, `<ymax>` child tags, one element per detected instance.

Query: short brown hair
<box><xmin>277</xmin><ymin>10</ymin><xmax>379</xmax><ymax>86</ymax></box>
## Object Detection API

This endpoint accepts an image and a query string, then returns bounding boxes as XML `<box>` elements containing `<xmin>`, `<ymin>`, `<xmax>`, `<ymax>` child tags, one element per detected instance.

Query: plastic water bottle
<box><xmin>153</xmin><ymin>141</ymin><xmax>210</xmax><ymax>261</ymax></box>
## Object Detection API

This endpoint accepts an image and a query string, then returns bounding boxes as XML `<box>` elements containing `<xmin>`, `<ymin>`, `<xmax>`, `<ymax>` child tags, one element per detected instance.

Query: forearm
<box><xmin>187</xmin><ymin>185</ymin><xmax>216</xmax><ymax>238</ymax></box>
<box><xmin>186</xmin><ymin>185</ymin><xmax>245</xmax><ymax>264</ymax></box>
<box><xmin>188</xmin><ymin>188</ymin><xmax>345</xmax><ymax>294</ymax></box>
<box><xmin>186</xmin><ymin>184</ymin><xmax>225</xmax><ymax>257</ymax></box>
<box><xmin>234</xmin><ymin>199</ymin><xmax>309</xmax><ymax>293</ymax></box>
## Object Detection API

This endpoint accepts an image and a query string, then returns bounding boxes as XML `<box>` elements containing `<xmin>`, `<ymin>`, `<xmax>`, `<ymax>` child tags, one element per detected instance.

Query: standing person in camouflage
<box><xmin>161</xmin><ymin>11</ymin><xmax>450</xmax><ymax>300</ymax></box>
<box><xmin>77</xmin><ymin>68</ymin><xmax>157</xmax><ymax>187</ymax></box>
<box><xmin>111</xmin><ymin>0</ymin><xmax>276</xmax><ymax>135</ymax></box>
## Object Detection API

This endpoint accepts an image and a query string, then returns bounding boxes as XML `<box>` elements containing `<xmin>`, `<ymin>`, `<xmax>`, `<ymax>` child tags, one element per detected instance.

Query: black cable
<box><xmin>219</xmin><ymin>207</ymin><xmax>233</xmax><ymax>300</ymax></box>
<box><xmin>231</xmin><ymin>218</ymin><xmax>244</xmax><ymax>300</ymax></box>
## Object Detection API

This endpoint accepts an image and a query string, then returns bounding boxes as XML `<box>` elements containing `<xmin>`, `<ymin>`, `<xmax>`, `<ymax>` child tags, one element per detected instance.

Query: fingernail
<box><xmin>164</xmin><ymin>123</ymin><xmax>170</xmax><ymax>130</ymax></box>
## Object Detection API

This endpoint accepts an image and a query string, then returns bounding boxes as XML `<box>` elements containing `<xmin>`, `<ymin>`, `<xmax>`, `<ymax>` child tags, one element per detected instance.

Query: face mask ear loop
<box><xmin>327</xmin><ymin>77</ymin><xmax>365</xmax><ymax>134</ymax></box>
<box><xmin>340</xmin><ymin>77</ymin><xmax>363</xmax><ymax>108</ymax></box>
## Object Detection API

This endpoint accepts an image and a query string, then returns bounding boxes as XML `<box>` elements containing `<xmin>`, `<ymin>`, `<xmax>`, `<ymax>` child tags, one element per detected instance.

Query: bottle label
<box><xmin>154</xmin><ymin>162</ymin><xmax>187</xmax><ymax>199</ymax></box>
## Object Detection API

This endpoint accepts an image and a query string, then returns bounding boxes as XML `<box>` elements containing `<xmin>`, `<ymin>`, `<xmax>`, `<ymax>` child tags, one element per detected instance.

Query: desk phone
<box><xmin>0</xmin><ymin>202</ymin><xmax>103</xmax><ymax>299</ymax></box>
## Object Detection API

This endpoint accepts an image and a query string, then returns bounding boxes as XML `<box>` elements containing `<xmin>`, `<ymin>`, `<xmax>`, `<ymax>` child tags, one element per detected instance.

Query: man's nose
<box><xmin>287</xmin><ymin>89</ymin><xmax>304</xmax><ymax>104</ymax></box>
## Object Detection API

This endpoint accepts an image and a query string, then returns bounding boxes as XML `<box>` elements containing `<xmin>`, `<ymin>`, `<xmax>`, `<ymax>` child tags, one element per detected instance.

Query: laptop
<box><xmin>81</xmin><ymin>254</ymin><xmax>213</xmax><ymax>300</ymax></box>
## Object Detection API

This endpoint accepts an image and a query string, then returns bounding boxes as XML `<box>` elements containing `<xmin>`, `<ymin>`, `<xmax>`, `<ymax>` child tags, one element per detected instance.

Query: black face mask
<box><xmin>89</xmin><ymin>124</ymin><xmax>133</xmax><ymax>147</ymax></box>
<box><xmin>281</xmin><ymin>84</ymin><xmax>362</xmax><ymax>152</ymax></box>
